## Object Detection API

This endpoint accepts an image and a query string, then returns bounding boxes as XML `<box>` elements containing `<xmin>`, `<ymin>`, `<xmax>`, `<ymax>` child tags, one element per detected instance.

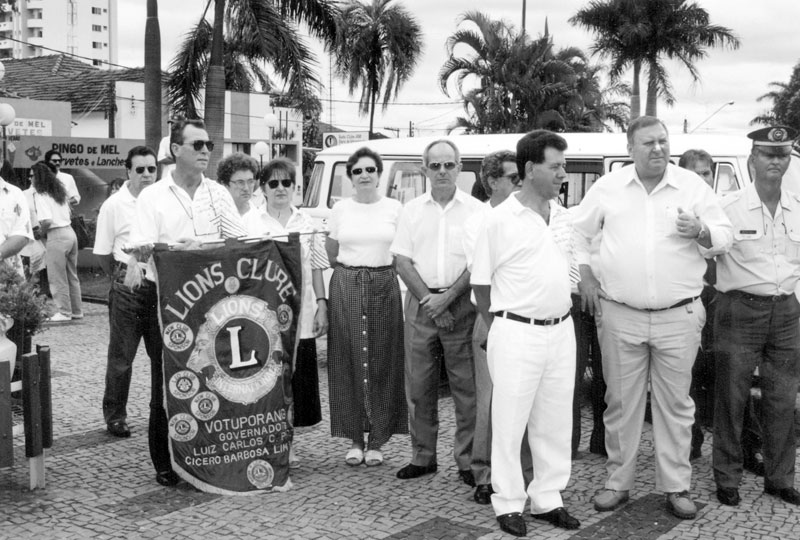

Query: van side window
<box><xmin>563</xmin><ymin>160</ymin><xmax>603</xmax><ymax>207</ymax></box>
<box><xmin>302</xmin><ymin>161</ymin><xmax>325</xmax><ymax>208</ymax></box>
<box><xmin>328</xmin><ymin>162</ymin><xmax>354</xmax><ymax>208</ymax></box>
<box><xmin>387</xmin><ymin>162</ymin><xmax>426</xmax><ymax>204</ymax></box>
<box><xmin>715</xmin><ymin>162</ymin><xmax>740</xmax><ymax>195</ymax></box>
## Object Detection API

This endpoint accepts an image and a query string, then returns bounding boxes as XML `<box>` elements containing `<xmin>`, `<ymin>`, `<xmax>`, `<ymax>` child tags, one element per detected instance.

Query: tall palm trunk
<box><xmin>630</xmin><ymin>59</ymin><xmax>641</xmax><ymax>121</ymax></box>
<box><xmin>644</xmin><ymin>60</ymin><xmax>659</xmax><ymax>117</ymax></box>
<box><xmin>204</xmin><ymin>0</ymin><xmax>226</xmax><ymax>176</ymax></box>
<box><xmin>144</xmin><ymin>0</ymin><xmax>162</xmax><ymax>154</ymax></box>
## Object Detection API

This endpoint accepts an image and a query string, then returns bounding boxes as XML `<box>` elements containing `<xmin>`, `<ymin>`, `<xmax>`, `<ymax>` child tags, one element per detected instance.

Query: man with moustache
<box><xmin>391</xmin><ymin>139</ymin><xmax>483</xmax><ymax>485</ymax></box>
<box><xmin>94</xmin><ymin>146</ymin><xmax>160</xmax><ymax>441</ymax></box>
<box><xmin>573</xmin><ymin>116</ymin><xmax>733</xmax><ymax>519</ymax></box>
<box><xmin>712</xmin><ymin>126</ymin><xmax>800</xmax><ymax>507</ymax></box>
<box><xmin>472</xmin><ymin>131</ymin><xmax>579</xmax><ymax>536</ymax></box>
<box><xmin>129</xmin><ymin>118</ymin><xmax>246</xmax><ymax>486</ymax></box>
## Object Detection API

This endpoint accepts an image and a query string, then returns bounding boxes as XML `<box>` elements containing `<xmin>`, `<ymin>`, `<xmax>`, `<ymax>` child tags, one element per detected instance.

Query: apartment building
<box><xmin>0</xmin><ymin>0</ymin><xmax>118</xmax><ymax>68</ymax></box>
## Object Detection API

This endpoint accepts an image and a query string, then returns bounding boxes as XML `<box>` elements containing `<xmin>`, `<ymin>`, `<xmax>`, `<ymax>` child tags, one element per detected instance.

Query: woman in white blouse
<box><xmin>30</xmin><ymin>162</ymin><xmax>82</xmax><ymax>322</ymax></box>
<box><xmin>257</xmin><ymin>158</ymin><xmax>328</xmax><ymax>468</ymax></box>
<box><xmin>325</xmin><ymin>147</ymin><xmax>407</xmax><ymax>468</ymax></box>
<box><xmin>216</xmin><ymin>153</ymin><xmax>262</xmax><ymax>230</ymax></box>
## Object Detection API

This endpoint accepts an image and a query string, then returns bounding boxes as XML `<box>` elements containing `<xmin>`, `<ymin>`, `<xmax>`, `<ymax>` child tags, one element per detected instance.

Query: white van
<box><xmin>302</xmin><ymin>132</ymin><xmax>800</xmax><ymax>228</ymax></box>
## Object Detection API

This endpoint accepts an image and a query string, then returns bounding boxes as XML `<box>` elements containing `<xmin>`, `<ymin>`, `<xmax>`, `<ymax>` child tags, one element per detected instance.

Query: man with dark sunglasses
<box><xmin>93</xmin><ymin>145</ymin><xmax>180</xmax><ymax>483</ymax></box>
<box><xmin>128</xmin><ymin>119</ymin><xmax>246</xmax><ymax>487</ymax></box>
<box><xmin>391</xmin><ymin>139</ymin><xmax>483</xmax><ymax>488</ymax></box>
<box><xmin>44</xmin><ymin>149</ymin><xmax>80</xmax><ymax>206</ymax></box>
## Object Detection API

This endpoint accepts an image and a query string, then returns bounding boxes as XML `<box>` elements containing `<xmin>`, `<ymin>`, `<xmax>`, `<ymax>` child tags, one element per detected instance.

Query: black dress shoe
<box><xmin>531</xmin><ymin>507</ymin><xmax>580</xmax><ymax>530</ymax></box>
<box><xmin>496</xmin><ymin>512</ymin><xmax>526</xmax><ymax>537</ymax></box>
<box><xmin>155</xmin><ymin>470</ymin><xmax>180</xmax><ymax>487</ymax></box>
<box><xmin>107</xmin><ymin>421</ymin><xmax>131</xmax><ymax>438</ymax></box>
<box><xmin>474</xmin><ymin>484</ymin><xmax>493</xmax><ymax>504</ymax></box>
<box><xmin>716</xmin><ymin>486</ymin><xmax>740</xmax><ymax>506</ymax></box>
<box><xmin>764</xmin><ymin>486</ymin><xmax>800</xmax><ymax>505</ymax></box>
<box><xmin>458</xmin><ymin>469</ymin><xmax>475</xmax><ymax>487</ymax></box>
<box><xmin>396</xmin><ymin>462</ymin><xmax>437</xmax><ymax>480</ymax></box>
<box><xmin>743</xmin><ymin>452</ymin><xmax>765</xmax><ymax>476</ymax></box>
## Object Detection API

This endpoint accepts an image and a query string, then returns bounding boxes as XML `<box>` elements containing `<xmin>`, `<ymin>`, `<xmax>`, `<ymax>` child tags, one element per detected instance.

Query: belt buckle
<box><xmin>771</xmin><ymin>295</ymin><xmax>782</xmax><ymax>302</ymax></box>
<box><xmin>541</xmin><ymin>318</ymin><xmax>556</xmax><ymax>326</ymax></box>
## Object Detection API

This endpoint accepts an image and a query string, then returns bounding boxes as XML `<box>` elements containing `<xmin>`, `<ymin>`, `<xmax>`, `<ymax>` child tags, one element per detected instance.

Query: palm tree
<box><xmin>167</xmin><ymin>0</ymin><xmax>338</xmax><ymax>171</ymax></box>
<box><xmin>330</xmin><ymin>0</ymin><xmax>423</xmax><ymax>138</ymax></box>
<box><xmin>440</xmin><ymin>11</ymin><xmax>625</xmax><ymax>133</ymax></box>
<box><xmin>751</xmin><ymin>61</ymin><xmax>800</xmax><ymax>133</ymax></box>
<box><xmin>570</xmin><ymin>0</ymin><xmax>740</xmax><ymax>118</ymax></box>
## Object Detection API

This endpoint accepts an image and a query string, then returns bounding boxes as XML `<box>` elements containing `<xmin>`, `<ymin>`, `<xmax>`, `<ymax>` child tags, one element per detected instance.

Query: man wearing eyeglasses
<box><xmin>711</xmin><ymin>126</ymin><xmax>800</xmax><ymax>508</ymax></box>
<box><xmin>93</xmin><ymin>146</ymin><xmax>177</xmax><ymax>476</ymax></box>
<box><xmin>45</xmin><ymin>149</ymin><xmax>80</xmax><ymax>206</ymax></box>
<box><xmin>391</xmin><ymin>139</ymin><xmax>483</xmax><ymax>486</ymax></box>
<box><xmin>128</xmin><ymin>119</ymin><xmax>245</xmax><ymax>486</ymax></box>
<box><xmin>461</xmin><ymin>150</ymin><xmax>525</xmax><ymax>505</ymax></box>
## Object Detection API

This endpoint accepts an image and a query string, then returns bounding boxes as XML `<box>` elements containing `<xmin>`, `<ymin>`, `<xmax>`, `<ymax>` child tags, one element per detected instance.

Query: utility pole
<box><xmin>522</xmin><ymin>0</ymin><xmax>526</xmax><ymax>35</ymax></box>
<box><xmin>409</xmin><ymin>121</ymin><xmax>414</xmax><ymax>137</ymax></box>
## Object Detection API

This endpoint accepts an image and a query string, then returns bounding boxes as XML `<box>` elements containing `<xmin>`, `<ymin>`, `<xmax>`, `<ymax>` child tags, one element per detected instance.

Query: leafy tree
<box><xmin>167</xmin><ymin>0</ymin><xmax>338</xmax><ymax>171</ymax></box>
<box><xmin>751</xmin><ymin>60</ymin><xmax>800</xmax><ymax>133</ymax></box>
<box><xmin>570</xmin><ymin>0</ymin><xmax>740</xmax><ymax>118</ymax></box>
<box><xmin>440</xmin><ymin>11</ymin><xmax>627</xmax><ymax>133</ymax></box>
<box><xmin>330</xmin><ymin>0</ymin><xmax>423</xmax><ymax>138</ymax></box>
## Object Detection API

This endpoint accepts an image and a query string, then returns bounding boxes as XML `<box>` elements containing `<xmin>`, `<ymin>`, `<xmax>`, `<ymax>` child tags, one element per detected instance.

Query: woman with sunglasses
<box><xmin>216</xmin><ymin>153</ymin><xmax>261</xmax><ymax>231</ymax></box>
<box><xmin>325</xmin><ymin>147</ymin><xmax>407</xmax><ymax>467</ymax></box>
<box><xmin>257</xmin><ymin>157</ymin><xmax>328</xmax><ymax>469</ymax></box>
<box><xmin>30</xmin><ymin>161</ymin><xmax>82</xmax><ymax>322</ymax></box>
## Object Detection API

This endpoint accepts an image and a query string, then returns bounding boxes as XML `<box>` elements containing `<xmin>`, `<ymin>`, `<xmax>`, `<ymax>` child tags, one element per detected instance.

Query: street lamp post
<box><xmin>263</xmin><ymin>111</ymin><xmax>278</xmax><ymax>160</ymax></box>
<box><xmin>253</xmin><ymin>141</ymin><xmax>269</xmax><ymax>171</ymax></box>
<box><xmin>690</xmin><ymin>101</ymin><xmax>735</xmax><ymax>134</ymax></box>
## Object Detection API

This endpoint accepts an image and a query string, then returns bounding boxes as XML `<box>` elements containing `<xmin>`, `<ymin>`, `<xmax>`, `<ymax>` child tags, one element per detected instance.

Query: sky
<box><xmin>115</xmin><ymin>0</ymin><xmax>800</xmax><ymax>139</ymax></box>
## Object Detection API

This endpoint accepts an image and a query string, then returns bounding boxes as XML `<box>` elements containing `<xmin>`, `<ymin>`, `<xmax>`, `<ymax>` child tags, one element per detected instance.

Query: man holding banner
<box><xmin>130</xmin><ymin>118</ymin><xmax>302</xmax><ymax>494</ymax></box>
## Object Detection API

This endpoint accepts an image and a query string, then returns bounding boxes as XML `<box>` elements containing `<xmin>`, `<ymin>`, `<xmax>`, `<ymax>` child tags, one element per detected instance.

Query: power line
<box><xmin>321</xmin><ymin>97</ymin><xmax>461</xmax><ymax>106</ymax></box>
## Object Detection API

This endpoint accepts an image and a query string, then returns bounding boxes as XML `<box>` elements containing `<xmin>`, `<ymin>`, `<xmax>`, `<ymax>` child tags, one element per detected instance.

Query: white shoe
<box><xmin>46</xmin><ymin>313</ymin><xmax>72</xmax><ymax>322</ymax></box>
<box><xmin>71</xmin><ymin>313</ymin><xmax>84</xmax><ymax>320</ymax></box>
<box><xmin>289</xmin><ymin>446</ymin><xmax>300</xmax><ymax>469</ymax></box>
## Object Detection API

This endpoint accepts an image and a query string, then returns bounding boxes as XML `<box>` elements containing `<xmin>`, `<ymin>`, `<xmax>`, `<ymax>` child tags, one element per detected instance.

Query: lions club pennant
<box><xmin>153</xmin><ymin>236</ymin><xmax>302</xmax><ymax>494</ymax></box>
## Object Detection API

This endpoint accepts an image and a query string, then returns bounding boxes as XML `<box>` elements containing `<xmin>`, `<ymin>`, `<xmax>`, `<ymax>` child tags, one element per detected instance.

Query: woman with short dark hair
<box><xmin>325</xmin><ymin>146</ymin><xmax>407</xmax><ymax>467</ymax></box>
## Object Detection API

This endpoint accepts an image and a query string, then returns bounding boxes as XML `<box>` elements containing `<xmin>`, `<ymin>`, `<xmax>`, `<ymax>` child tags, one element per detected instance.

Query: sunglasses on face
<box><xmin>50</xmin><ymin>159</ymin><xmax>61</xmax><ymax>164</ymax></box>
<box><xmin>266</xmin><ymin>179</ymin><xmax>294</xmax><ymax>189</ymax></box>
<box><xmin>134</xmin><ymin>166</ymin><xmax>157</xmax><ymax>174</ymax></box>
<box><xmin>184</xmin><ymin>140</ymin><xmax>215</xmax><ymax>151</ymax></box>
<box><xmin>427</xmin><ymin>161</ymin><xmax>457</xmax><ymax>171</ymax></box>
<box><xmin>351</xmin><ymin>166</ymin><xmax>377</xmax><ymax>175</ymax></box>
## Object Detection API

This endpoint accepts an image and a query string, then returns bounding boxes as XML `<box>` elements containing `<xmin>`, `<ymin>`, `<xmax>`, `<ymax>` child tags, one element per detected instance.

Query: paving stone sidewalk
<box><xmin>1</xmin><ymin>302</ymin><xmax>799</xmax><ymax>539</ymax></box>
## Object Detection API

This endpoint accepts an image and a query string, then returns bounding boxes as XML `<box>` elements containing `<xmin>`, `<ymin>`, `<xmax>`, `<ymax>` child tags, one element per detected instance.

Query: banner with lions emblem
<box><xmin>153</xmin><ymin>236</ymin><xmax>302</xmax><ymax>494</ymax></box>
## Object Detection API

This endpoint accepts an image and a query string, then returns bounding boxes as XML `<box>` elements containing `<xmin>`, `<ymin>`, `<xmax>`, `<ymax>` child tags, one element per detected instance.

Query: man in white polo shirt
<box><xmin>129</xmin><ymin>118</ymin><xmax>246</xmax><ymax>487</ymax></box>
<box><xmin>94</xmin><ymin>146</ymin><xmax>159</xmax><ymax>443</ymax></box>
<box><xmin>472</xmin><ymin>130</ymin><xmax>579</xmax><ymax>537</ymax></box>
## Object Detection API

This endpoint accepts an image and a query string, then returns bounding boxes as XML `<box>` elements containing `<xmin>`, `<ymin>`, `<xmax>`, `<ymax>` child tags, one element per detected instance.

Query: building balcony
<box><xmin>0</xmin><ymin>21</ymin><xmax>12</xmax><ymax>32</ymax></box>
<box><xmin>27</xmin><ymin>19</ymin><xmax>43</xmax><ymax>28</ymax></box>
<box><xmin>0</xmin><ymin>39</ymin><xmax>12</xmax><ymax>50</ymax></box>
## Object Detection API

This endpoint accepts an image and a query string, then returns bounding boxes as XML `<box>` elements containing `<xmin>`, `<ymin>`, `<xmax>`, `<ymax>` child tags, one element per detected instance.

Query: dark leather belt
<box><xmin>724</xmin><ymin>290</ymin><xmax>793</xmax><ymax>303</ymax></box>
<box><xmin>642</xmin><ymin>296</ymin><xmax>699</xmax><ymax>312</ymax></box>
<box><xmin>428</xmin><ymin>287</ymin><xmax>449</xmax><ymax>294</ymax></box>
<box><xmin>493</xmin><ymin>310</ymin><xmax>571</xmax><ymax>326</ymax></box>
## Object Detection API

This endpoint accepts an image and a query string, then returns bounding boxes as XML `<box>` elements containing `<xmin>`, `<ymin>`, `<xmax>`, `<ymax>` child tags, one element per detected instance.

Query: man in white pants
<box><xmin>472</xmin><ymin>130</ymin><xmax>579</xmax><ymax>537</ymax></box>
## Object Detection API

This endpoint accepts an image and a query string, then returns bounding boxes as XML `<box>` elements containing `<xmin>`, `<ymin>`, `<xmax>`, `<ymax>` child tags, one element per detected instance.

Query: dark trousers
<box><xmin>102</xmin><ymin>279</ymin><xmax>171</xmax><ymax>473</ymax></box>
<box><xmin>713</xmin><ymin>292</ymin><xmax>800</xmax><ymax>490</ymax></box>
<box><xmin>571</xmin><ymin>294</ymin><xmax>606</xmax><ymax>456</ymax></box>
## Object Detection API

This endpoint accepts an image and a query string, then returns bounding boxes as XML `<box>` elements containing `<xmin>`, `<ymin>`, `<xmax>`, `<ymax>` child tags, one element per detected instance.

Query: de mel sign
<box><xmin>11</xmin><ymin>136</ymin><xmax>143</xmax><ymax>169</ymax></box>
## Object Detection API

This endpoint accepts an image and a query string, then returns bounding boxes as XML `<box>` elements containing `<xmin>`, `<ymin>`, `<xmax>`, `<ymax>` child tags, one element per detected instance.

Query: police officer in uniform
<box><xmin>712</xmin><ymin>126</ymin><xmax>800</xmax><ymax>507</ymax></box>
